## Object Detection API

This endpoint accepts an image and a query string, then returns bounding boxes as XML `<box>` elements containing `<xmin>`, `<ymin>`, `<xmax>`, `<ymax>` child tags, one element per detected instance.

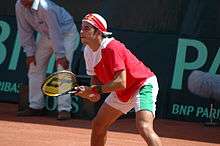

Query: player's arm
<box><xmin>75</xmin><ymin>70</ymin><xmax>126</xmax><ymax>100</ymax></box>
<box><xmin>92</xmin><ymin>69</ymin><xmax>126</xmax><ymax>94</ymax></box>
<box><xmin>103</xmin><ymin>69</ymin><xmax>126</xmax><ymax>92</ymax></box>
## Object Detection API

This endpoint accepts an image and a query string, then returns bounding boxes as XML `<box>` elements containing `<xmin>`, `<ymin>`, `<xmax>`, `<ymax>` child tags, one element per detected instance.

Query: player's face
<box><xmin>80</xmin><ymin>21</ymin><xmax>99</xmax><ymax>45</ymax></box>
<box><xmin>20</xmin><ymin>0</ymin><xmax>33</xmax><ymax>9</ymax></box>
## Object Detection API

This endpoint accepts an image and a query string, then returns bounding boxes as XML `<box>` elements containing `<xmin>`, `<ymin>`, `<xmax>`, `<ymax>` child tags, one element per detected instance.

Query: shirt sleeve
<box><xmin>103</xmin><ymin>47</ymin><xmax>125</xmax><ymax>74</ymax></box>
<box><xmin>15</xmin><ymin>2</ymin><xmax>36</xmax><ymax>57</ymax></box>
<box><xmin>40</xmin><ymin>7</ymin><xmax>65</xmax><ymax>58</ymax></box>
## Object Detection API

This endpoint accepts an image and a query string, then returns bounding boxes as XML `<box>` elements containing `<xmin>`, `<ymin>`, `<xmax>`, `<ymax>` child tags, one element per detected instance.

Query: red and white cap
<box><xmin>82</xmin><ymin>13</ymin><xmax>112</xmax><ymax>35</ymax></box>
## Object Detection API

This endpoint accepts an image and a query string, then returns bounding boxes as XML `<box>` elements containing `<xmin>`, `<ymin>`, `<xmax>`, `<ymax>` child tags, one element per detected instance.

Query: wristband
<box><xmin>91</xmin><ymin>85</ymin><xmax>103</xmax><ymax>94</ymax></box>
<box><xmin>96</xmin><ymin>85</ymin><xmax>103</xmax><ymax>94</ymax></box>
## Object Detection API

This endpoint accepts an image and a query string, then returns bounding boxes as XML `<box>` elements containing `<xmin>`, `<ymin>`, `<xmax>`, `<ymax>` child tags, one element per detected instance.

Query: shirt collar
<box><xmin>32</xmin><ymin>0</ymin><xmax>40</xmax><ymax>10</ymax></box>
<box><xmin>98</xmin><ymin>37</ymin><xmax>114</xmax><ymax>50</ymax></box>
<box><xmin>85</xmin><ymin>37</ymin><xmax>114</xmax><ymax>53</ymax></box>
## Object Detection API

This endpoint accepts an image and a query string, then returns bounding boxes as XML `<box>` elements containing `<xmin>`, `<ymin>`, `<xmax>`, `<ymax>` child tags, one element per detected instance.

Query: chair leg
<box><xmin>204</xmin><ymin>99</ymin><xmax>219</xmax><ymax>127</ymax></box>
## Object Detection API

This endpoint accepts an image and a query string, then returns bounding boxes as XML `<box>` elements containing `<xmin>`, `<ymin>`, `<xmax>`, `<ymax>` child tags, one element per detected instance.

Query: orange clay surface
<box><xmin>0</xmin><ymin>102</ymin><xmax>219</xmax><ymax>146</ymax></box>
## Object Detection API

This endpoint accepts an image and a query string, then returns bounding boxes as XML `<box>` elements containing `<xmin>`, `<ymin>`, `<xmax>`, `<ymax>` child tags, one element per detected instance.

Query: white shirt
<box><xmin>84</xmin><ymin>37</ymin><xmax>114</xmax><ymax>75</ymax></box>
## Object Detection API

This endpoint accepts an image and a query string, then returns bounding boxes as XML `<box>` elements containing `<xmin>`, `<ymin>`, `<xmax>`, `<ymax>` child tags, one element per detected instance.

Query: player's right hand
<box><xmin>26</xmin><ymin>56</ymin><xmax>36</xmax><ymax>67</ymax></box>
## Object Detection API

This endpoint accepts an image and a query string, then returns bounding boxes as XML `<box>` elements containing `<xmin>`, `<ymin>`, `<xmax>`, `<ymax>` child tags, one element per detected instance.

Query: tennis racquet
<box><xmin>41</xmin><ymin>70</ymin><xmax>80</xmax><ymax>97</ymax></box>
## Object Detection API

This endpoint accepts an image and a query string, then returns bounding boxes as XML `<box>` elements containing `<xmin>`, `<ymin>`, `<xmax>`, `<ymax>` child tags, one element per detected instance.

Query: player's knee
<box><xmin>91</xmin><ymin>118</ymin><xmax>106</xmax><ymax>135</ymax></box>
<box><xmin>137</xmin><ymin>122</ymin><xmax>153</xmax><ymax>136</ymax></box>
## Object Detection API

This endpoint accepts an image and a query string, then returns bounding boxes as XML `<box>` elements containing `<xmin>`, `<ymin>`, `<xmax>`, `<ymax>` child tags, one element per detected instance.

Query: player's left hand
<box><xmin>75</xmin><ymin>86</ymin><xmax>101</xmax><ymax>102</ymax></box>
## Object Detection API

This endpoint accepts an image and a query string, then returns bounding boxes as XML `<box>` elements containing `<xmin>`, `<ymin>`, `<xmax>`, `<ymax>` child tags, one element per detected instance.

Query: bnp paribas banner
<box><xmin>0</xmin><ymin>16</ymin><xmax>220</xmax><ymax>122</ymax></box>
<box><xmin>0</xmin><ymin>16</ymin><xmax>26</xmax><ymax>102</ymax></box>
<box><xmin>167</xmin><ymin>38</ymin><xmax>220</xmax><ymax>122</ymax></box>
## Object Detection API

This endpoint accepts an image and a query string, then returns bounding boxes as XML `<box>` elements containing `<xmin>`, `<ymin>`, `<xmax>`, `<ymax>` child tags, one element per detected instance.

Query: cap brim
<box><xmin>103</xmin><ymin>31</ymin><xmax>112</xmax><ymax>35</ymax></box>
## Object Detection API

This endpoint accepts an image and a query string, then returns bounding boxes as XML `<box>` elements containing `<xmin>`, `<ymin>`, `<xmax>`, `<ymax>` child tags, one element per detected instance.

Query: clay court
<box><xmin>0</xmin><ymin>102</ymin><xmax>219</xmax><ymax>146</ymax></box>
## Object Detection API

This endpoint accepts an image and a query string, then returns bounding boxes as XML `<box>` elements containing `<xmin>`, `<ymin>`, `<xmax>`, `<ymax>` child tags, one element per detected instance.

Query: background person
<box><xmin>16</xmin><ymin>0</ymin><xmax>79</xmax><ymax>120</ymax></box>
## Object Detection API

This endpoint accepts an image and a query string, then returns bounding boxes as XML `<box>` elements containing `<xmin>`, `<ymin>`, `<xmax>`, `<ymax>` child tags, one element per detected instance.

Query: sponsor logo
<box><xmin>171</xmin><ymin>38</ymin><xmax>220</xmax><ymax>90</ymax></box>
<box><xmin>0</xmin><ymin>80</ymin><xmax>21</xmax><ymax>93</ymax></box>
<box><xmin>172</xmin><ymin>103</ymin><xmax>220</xmax><ymax>120</ymax></box>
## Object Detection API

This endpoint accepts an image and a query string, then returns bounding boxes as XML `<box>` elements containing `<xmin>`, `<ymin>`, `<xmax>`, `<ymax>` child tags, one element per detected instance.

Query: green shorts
<box><xmin>105</xmin><ymin>76</ymin><xmax>159</xmax><ymax>117</ymax></box>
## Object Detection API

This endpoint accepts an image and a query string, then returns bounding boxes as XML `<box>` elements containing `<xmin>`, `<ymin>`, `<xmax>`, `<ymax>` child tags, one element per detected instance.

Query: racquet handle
<box><xmin>68</xmin><ymin>90</ymin><xmax>79</xmax><ymax>94</ymax></box>
<box><xmin>68</xmin><ymin>87</ymin><xmax>83</xmax><ymax>94</ymax></box>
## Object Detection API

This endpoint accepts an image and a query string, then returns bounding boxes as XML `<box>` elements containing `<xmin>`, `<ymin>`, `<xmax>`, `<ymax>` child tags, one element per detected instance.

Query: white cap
<box><xmin>82</xmin><ymin>13</ymin><xmax>112</xmax><ymax>35</ymax></box>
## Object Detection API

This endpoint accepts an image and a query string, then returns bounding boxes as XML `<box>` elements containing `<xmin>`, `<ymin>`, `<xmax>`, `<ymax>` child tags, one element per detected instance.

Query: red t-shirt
<box><xmin>93</xmin><ymin>39</ymin><xmax>154</xmax><ymax>102</ymax></box>
<box><xmin>84</xmin><ymin>38</ymin><xmax>154</xmax><ymax>102</ymax></box>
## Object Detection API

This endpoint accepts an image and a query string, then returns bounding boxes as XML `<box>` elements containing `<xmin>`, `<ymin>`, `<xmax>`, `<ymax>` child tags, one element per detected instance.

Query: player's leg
<box><xmin>91</xmin><ymin>92</ymin><xmax>136</xmax><ymax>146</ymax></box>
<box><xmin>135</xmin><ymin>76</ymin><xmax>162</xmax><ymax>146</ymax></box>
<box><xmin>91</xmin><ymin>103</ymin><xmax>123</xmax><ymax>146</ymax></box>
<box><xmin>91</xmin><ymin>93</ymin><xmax>124</xmax><ymax>146</ymax></box>
<box><xmin>136</xmin><ymin>110</ymin><xmax>162</xmax><ymax>146</ymax></box>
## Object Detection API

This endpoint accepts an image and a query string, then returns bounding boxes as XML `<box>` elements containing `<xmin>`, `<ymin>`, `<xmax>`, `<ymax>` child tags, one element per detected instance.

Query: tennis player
<box><xmin>75</xmin><ymin>13</ymin><xmax>162</xmax><ymax>146</ymax></box>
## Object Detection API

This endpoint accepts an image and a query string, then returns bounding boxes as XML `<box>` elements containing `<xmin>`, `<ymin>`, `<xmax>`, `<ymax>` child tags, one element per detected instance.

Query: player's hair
<box><xmin>93</xmin><ymin>27</ymin><xmax>109</xmax><ymax>38</ymax></box>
